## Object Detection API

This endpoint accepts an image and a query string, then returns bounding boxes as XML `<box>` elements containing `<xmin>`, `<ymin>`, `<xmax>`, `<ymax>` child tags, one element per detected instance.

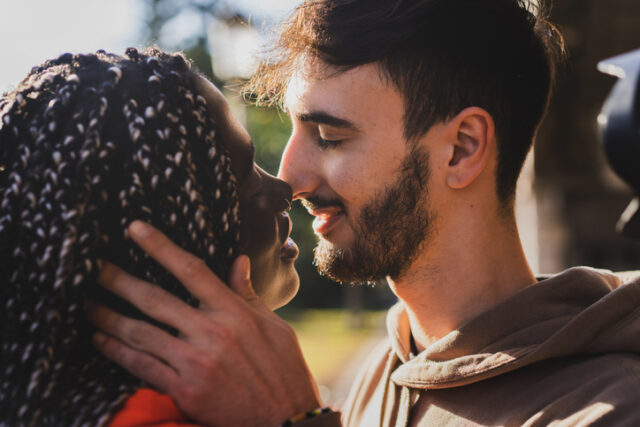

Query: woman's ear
<box><xmin>445</xmin><ymin>107</ymin><xmax>495</xmax><ymax>189</ymax></box>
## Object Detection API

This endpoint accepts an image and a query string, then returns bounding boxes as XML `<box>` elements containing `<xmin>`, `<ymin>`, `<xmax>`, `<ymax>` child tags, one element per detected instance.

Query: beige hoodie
<box><xmin>341</xmin><ymin>267</ymin><xmax>640</xmax><ymax>427</ymax></box>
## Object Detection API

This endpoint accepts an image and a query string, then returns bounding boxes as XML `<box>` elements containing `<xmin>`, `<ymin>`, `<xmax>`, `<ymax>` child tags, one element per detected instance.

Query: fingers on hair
<box><xmin>0</xmin><ymin>47</ymin><xmax>240</xmax><ymax>425</ymax></box>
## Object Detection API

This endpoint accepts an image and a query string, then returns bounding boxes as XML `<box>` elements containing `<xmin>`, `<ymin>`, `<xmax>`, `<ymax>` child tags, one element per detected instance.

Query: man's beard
<box><xmin>313</xmin><ymin>145</ymin><xmax>432</xmax><ymax>284</ymax></box>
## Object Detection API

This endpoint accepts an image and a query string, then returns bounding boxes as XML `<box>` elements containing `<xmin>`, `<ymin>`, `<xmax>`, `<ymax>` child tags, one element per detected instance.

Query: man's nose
<box><xmin>278</xmin><ymin>129</ymin><xmax>320</xmax><ymax>201</ymax></box>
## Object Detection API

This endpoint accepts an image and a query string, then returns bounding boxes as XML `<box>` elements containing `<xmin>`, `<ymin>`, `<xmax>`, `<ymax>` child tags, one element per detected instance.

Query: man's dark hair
<box><xmin>245</xmin><ymin>0</ymin><xmax>564</xmax><ymax>205</ymax></box>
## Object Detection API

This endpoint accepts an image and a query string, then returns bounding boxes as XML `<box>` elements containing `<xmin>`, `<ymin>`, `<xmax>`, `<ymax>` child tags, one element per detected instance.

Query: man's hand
<box><xmin>87</xmin><ymin>221</ymin><xmax>321</xmax><ymax>427</ymax></box>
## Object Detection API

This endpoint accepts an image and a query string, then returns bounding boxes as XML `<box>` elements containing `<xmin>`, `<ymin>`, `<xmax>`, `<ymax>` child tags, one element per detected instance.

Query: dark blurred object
<box><xmin>598</xmin><ymin>48</ymin><xmax>640</xmax><ymax>239</ymax></box>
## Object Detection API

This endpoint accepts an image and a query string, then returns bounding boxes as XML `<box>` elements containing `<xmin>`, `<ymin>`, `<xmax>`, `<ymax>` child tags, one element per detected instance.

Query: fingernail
<box><xmin>129</xmin><ymin>220</ymin><xmax>150</xmax><ymax>237</ymax></box>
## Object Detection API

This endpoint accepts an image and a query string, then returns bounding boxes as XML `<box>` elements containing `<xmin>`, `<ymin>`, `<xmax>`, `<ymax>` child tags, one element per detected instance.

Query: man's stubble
<box><xmin>314</xmin><ymin>145</ymin><xmax>432</xmax><ymax>284</ymax></box>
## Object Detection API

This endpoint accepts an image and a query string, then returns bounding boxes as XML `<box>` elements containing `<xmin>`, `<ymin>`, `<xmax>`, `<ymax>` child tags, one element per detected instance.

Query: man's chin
<box><xmin>315</xmin><ymin>223</ymin><xmax>353</xmax><ymax>246</ymax></box>
<box><xmin>313</xmin><ymin>239</ymin><xmax>379</xmax><ymax>284</ymax></box>
<box><xmin>314</xmin><ymin>240</ymin><xmax>352</xmax><ymax>282</ymax></box>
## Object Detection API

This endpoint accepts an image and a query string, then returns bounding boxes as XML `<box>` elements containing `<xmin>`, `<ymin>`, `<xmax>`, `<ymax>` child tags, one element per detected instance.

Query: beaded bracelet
<box><xmin>279</xmin><ymin>407</ymin><xmax>332</xmax><ymax>426</ymax></box>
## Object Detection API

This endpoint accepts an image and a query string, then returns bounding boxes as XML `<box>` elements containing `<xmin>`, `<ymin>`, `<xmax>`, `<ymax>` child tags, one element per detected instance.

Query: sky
<box><xmin>0</xmin><ymin>0</ymin><xmax>299</xmax><ymax>93</ymax></box>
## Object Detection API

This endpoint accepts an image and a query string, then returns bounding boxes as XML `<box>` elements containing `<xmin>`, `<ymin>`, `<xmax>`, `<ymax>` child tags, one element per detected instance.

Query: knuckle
<box><xmin>124</xmin><ymin>321</ymin><xmax>147</xmax><ymax>348</ymax></box>
<box><xmin>101</xmin><ymin>337</ymin><xmax>128</xmax><ymax>363</ymax></box>
<box><xmin>182</xmin><ymin>256</ymin><xmax>207</xmax><ymax>278</ymax></box>
<box><xmin>141</xmin><ymin>284</ymin><xmax>167</xmax><ymax>311</ymax></box>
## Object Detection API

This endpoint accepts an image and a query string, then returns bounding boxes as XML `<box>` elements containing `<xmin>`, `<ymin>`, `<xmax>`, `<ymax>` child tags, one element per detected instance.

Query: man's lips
<box><xmin>310</xmin><ymin>207</ymin><xmax>345</xmax><ymax>235</ymax></box>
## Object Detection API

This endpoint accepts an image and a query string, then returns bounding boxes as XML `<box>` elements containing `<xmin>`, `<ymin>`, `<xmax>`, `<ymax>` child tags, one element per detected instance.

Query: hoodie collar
<box><xmin>387</xmin><ymin>267</ymin><xmax>640</xmax><ymax>389</ymax></box>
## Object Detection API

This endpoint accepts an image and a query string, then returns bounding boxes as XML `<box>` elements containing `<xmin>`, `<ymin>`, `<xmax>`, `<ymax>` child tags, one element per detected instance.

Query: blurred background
<box><xmin>1</xmin><ymin>0</ymin><xmax>639</xmax><ymax>406</ymax></box>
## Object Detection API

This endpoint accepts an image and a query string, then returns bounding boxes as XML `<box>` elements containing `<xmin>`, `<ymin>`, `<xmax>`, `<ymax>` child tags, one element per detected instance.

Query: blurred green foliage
<box><xmin>244</xmin><ymin>107</ymin><xmax>289</xmax><ymax>176</ymax></box>
<box><xmin>137</xmin><ymin>0</ymin><xmax>396</xmax><ymax>309</ymax></box>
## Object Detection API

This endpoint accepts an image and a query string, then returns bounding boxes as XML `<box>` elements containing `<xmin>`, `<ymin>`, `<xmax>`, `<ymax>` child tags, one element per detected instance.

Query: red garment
<box><xmin>108</xmin><ymin>388</ymin><xmax>202</xmax><ymax>427</ymax></box>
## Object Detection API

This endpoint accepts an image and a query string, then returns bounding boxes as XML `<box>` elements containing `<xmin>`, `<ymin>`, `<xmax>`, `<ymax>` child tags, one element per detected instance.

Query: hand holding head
<box><xmin>90</xmin><ymin>221</ymin><xmax>321</xmax><ymax>427</ymax></box>
<box><xmin>0</xmin><ymin>47</ymin><xmax>296</xmax><ymax>425</ymax></box>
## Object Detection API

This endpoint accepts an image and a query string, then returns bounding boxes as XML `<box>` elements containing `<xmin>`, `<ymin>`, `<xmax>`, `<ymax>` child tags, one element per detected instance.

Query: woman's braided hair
<box><xmin>0</xmin><ymin>47</ymin><xmax>241</xmax><ymax>426</ymax></box>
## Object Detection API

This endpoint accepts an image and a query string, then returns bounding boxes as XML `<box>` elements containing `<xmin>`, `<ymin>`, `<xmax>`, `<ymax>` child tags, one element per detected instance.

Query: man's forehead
<box><xmin>284</xmin><ymin>62</ymin><xmax>390</xmax><ymax>113</ymax></box>
<box><xmin>283</xmin><ymin>58</ymin><xmax>333</xmax><ymax>110</ymax></box>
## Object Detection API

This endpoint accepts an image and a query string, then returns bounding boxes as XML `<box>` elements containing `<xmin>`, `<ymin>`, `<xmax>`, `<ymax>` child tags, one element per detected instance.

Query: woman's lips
<box><xmin>281</xmin><ymin>237</ymin><xmax>299</xmax><ymax>260</ymax></box>
<box><xmin>311</xmin><ymin>208</ymin><xmax>344</xmax><ymax>235</ymax></box>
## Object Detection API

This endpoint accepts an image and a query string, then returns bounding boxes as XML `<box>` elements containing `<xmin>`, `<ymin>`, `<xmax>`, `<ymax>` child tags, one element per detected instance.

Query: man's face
<box><xmin>279</xmin><ymin>63</ymin><xmax>433</xmax><ymax>283</ymax></box>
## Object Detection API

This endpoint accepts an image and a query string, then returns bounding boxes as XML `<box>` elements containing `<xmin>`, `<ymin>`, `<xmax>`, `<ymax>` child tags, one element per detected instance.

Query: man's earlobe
<box><xmin>445</xmin><ymin>107</ymin><xmax>495</xmax><ymax>189</ymax></box>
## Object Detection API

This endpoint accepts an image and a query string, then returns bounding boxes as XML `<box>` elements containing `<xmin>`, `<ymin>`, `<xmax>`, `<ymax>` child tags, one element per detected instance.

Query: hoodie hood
<box><xmin>388</xmin><ymin>267</ymin><xmax>640</xmax><ymax>390</ymax></box>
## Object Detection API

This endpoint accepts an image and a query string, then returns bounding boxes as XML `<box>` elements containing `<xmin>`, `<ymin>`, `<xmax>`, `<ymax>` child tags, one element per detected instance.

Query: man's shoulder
<box><xmin>406</xmin><ymin>352</ymin><xmax>640</xmax><ymax>426</ymax></box>
<box><xmin>344</xmin><ymin>336</ymin><xmax>393</xmax><ymax>395</ymax></box>
<box><xmin>342</xmin><ymin>338</ymin><xmax>640</xmax><ymax>426</ymax></box>
<box><xmin>340</xmin><ymin>336</ymin><xmax>393</xmax><ymax>426</ymax></box>
<box><xmin>505</xmin><ymin>351</ymin><xmax>640</xmax><ymax>401</ymax></box>
<box><xmin>497</xmin><ymin>352</ymin><xmax>640</xmax><ymax>426</ymax></box>
<box><xmin>539</xmin><ymin>352</ymin><xmax>640</xmax><ymax>425</ymax></box>
<box><xmin>563</xmin><ymin>352</ymin><xmax>640</xmax><ymax>396</ymax></box>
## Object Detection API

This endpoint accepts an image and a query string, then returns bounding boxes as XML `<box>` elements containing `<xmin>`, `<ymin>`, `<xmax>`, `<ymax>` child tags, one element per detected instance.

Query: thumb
<box><xmin>229</xmin><ymin>255</ymin><xmax>260</xmax><ymax>304</ymax></box>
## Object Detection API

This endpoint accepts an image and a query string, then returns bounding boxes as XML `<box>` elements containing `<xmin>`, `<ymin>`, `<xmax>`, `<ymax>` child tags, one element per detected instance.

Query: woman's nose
<box><xmin>263</xmin><ymin>171</ymin><xmax>293</xmax><ymax>213</ymax></box>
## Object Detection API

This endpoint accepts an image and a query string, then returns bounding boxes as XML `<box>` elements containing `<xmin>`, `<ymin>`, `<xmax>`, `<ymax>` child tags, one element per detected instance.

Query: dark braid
<box><xmin>0</xmin><ymin>47</ymin><xmax>241</xmax><ymax>426</ymax></box>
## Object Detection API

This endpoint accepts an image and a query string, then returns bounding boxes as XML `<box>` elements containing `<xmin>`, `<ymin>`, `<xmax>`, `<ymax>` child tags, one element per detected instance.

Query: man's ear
<box><xmin>445</xmin><ymin>107</ymin><xmax>495</xmax><ymax>189</ymax></box>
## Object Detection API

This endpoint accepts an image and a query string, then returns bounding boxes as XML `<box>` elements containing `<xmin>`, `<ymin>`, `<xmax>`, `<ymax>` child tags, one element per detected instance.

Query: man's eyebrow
<box><xmin>298</xmin><ymin>111</ymin><xmax>358</xmax><ymax>130</ymax></box>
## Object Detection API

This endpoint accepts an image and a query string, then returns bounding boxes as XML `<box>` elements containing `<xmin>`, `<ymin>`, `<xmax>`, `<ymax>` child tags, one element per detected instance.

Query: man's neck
<box><xmin>387</xmin><ymin>213</ymin><xmax>536</xmax><ymax>352</ymax></box>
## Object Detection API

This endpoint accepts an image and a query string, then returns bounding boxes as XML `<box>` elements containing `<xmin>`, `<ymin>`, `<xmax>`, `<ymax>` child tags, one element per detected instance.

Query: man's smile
<box><xmin>301</xmin><ymin>197</ymin><xmax>347</xmax><ymax>236</ymax></box>
<box><xmin>310</xmin><ymin>207</ymin><xmax>345</xmax><ymax>235</ymax></box>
